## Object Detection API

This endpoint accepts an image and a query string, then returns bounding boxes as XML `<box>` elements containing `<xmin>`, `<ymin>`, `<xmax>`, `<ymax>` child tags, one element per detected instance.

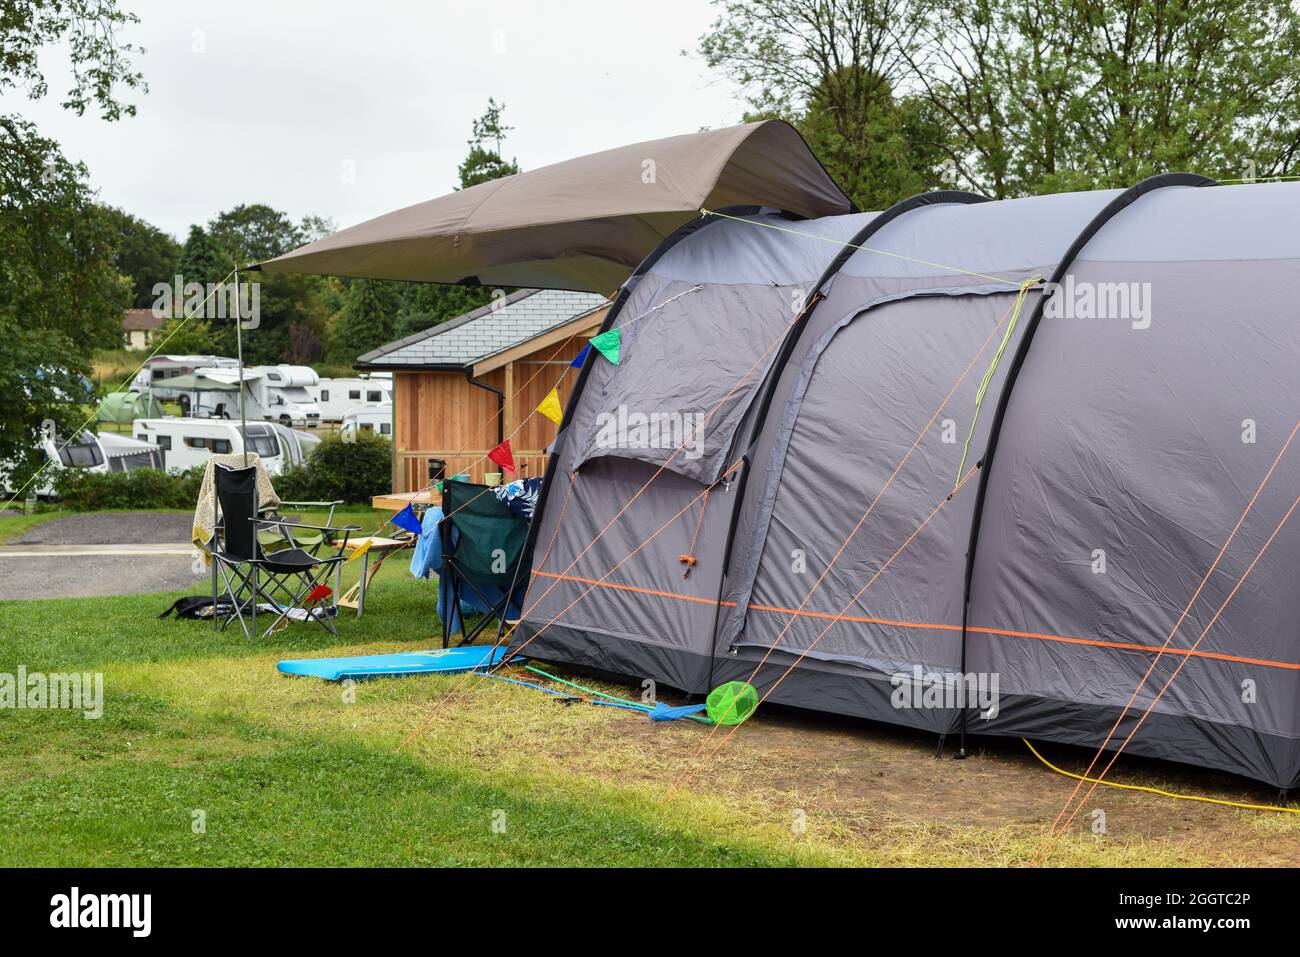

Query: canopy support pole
<box><xmin>234</xmin><ymin>269</ymin><xmax>249</xmax><ymax>467</ymax></box>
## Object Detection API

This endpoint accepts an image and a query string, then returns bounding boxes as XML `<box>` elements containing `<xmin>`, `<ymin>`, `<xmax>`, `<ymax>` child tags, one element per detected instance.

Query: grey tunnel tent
<box><xmin>263</xmin><ymin>121</ymin><xmax>1300</xmax><ymax>789</ymax></box>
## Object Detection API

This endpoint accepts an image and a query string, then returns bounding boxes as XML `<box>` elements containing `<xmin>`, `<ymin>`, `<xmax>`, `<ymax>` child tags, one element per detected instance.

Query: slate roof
<box><xmin>356</xmin><ymin>288</ymin><xmax>607</xmax><ymax>370</ymax></box>
<box><xmin>122</xmin><ymin>308</ymin><xmax>164</xmax><ymax>332</ymax></box>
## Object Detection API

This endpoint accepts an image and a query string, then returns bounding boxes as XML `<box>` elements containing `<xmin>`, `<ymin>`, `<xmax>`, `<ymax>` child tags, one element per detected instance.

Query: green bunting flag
<box><xmin>590</xmin><ymin>328</ymin><xmax>621</xmax><ymax>365</ymax></box>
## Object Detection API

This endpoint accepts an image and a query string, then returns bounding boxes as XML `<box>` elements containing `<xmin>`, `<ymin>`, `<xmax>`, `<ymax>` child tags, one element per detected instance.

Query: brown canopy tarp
<box><xmin>254</xmin><ymin>120</ymin><xmax>853</xmax><ymax>293</ymax></box>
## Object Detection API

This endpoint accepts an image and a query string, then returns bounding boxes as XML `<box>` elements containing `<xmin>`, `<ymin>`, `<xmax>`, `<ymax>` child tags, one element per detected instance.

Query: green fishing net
<box><xmin>706</xmin><ymin>681</ymin><xmax>759</xmax><ymax>726</ymax></box>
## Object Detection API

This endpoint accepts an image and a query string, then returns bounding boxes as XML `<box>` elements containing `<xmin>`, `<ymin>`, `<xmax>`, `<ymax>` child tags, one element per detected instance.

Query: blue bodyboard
<box><xmin>277</xmin><ymin>645</ymin><xmax>510</xmax><ymax>681</ymax></box>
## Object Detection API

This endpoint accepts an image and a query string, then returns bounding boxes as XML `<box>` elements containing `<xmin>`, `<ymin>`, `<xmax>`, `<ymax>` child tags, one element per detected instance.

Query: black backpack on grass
<box><xmin>158</xmin><ymin>595</ymin><xmax>244</xmax><ymax>621</ymax></box>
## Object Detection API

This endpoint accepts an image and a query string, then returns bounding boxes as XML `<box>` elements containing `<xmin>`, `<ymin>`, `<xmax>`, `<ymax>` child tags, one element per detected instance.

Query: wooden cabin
<box><xmin>356</xmin><ymin>289</ymin><xmax>609</xmax><ymax>491</ymax></box>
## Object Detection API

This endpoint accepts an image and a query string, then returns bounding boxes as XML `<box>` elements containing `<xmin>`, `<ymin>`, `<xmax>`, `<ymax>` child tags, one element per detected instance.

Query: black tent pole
<box><xmin>701</xmin><ymin>190</ymin><xmax>988</xmax><ymax>716</ymax></box>
<box><xmin>953</xmin><ymin>172</ymin><xmax>1217</xmax><ymax>759</ymax></box>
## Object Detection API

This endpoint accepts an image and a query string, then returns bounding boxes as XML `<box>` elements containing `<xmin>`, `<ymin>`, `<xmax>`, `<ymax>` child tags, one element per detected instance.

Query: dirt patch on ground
<box><xmin>548</xmin><ymin>696</ymin><xmax>1298</xmax><ymax>864</ymax></box>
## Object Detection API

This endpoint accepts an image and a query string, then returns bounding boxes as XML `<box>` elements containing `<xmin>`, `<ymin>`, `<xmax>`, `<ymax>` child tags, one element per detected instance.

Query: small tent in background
<box><xmin>260</xmin><ymin>121</ymin><xmax>1300</xmax><ymax>790</ymax></box>
<box><xmin>96</xmin><ymin>390</ymin><xmax>165</xmax><ymax>425</ymax></box>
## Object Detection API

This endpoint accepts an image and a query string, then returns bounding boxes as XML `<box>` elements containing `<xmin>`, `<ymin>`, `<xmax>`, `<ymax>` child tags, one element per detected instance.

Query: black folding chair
<box><xmin>209</xmin><ymin>464</ymin><xmax>359</xmax><ymax>639</ymax></box>
<box><xmin>439</xmin><ymin>479</ymin><xmax>533</xmax><ymax>648</ymax></box>
<box><xmin>257</xmin><ymin>499</ymin><xmax>346</xmax><ymax>556</ymax></box>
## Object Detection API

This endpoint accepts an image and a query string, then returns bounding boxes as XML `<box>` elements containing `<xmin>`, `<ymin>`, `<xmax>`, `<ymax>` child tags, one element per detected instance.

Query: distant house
<box><xmin>122</xmin><ymin>309</ymin><xmax>164</xmax><ymax>350</ymax></box>
<box><xmin>357</xmin><ymin>288</ymin><xmax>609</xmax><ymax>490</ymax></box>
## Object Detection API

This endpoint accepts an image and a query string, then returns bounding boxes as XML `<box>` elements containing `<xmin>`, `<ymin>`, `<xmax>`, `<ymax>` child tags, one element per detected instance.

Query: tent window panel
<box><xmin>570</xmin><ymin>282</ymin><xmax>793</xmax><ymax>485</ymax></box>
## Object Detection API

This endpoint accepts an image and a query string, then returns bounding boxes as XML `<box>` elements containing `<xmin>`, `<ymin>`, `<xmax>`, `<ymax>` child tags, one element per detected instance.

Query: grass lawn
<box><xmin>0</xmin><ymin>510</ymin><xmax>64</xmax><ymax>544</ymax></box>
<box><xmin>1</xmin><ymin>550</ymin><xmax>1297</xmax><ymax>866</ymax></box>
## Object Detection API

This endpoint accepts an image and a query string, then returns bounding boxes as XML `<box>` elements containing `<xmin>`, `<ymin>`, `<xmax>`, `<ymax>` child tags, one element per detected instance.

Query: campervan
<box><xmin>314</xmin><ymin>373</ymin><xmax>392</xmax><ymax>421</ymax></box>
<box><xmin>132</xmin><ymin>418</ymin><xmax>292</xmax><ymax>475</ymax></box>
<box><xmin>255</xmin><ymin>365</ymin><xmax>323</xmax><ymax>427</ymax></box>
<box><xmin>130</xmin><ymin>355</ymin><xmax>238</xmax><ymax>412</ymax></box>
<box><xmin>340</xmin><ymin>403</ymin><xmax>393</xmax><ymax>439</ymax></box>
<box><xmin>184</xmin><ymin>365</ymin><xmax>324</xmax><ymax>428</ymax></box>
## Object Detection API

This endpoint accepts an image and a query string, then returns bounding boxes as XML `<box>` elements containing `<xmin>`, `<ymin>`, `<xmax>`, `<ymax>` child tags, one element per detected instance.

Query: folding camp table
<box><xmin>337</xmin><ymin>535</ymin><xmax>408</xmax><ymax>617</ymax></box>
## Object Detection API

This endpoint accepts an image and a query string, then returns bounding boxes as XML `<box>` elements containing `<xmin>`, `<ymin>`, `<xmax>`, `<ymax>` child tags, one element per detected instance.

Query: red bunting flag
<box><xmin>488</xmin><ymin>439</ymin><xmax>516</xmax><ymax>475</ymax></box>
<box><xmin>306</xmin><ymin>584</ymin><xmax>333</xmax><ymax>603</ymax></box>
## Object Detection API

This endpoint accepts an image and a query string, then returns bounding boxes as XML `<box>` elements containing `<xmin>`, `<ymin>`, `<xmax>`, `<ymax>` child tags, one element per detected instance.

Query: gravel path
<box><xmin>9</xmin><ymin>511</ymin><xmax>193</xmax><ymax>545</ymax></box>
<box><xmin>0</xmin><ymin>511</ymin><xmax>202</xmax><ymax>600</ymax></box>
<box><xmin>0</xmin><ymin>553</ymin><xmax>203</xmax><ymax>601</ymax></box>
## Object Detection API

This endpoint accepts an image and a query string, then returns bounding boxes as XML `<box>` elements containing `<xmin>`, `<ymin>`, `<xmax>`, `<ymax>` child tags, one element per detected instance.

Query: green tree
<box><xmin>0</xmin><ymin>1</ymin><xmax>142</xmax><ymax>495</ymax></box>
<box><xmin>177</xmin><ymin>224</ymin><xmax>235</xmax><ymax>288</ymax></box>
<box><xmin>699</xmin><ymin>0</ymin><xmax>1300</xmax><ymax>204</ymax></box>
<box><xmin>153</xmin><ymin>316</ymin><xmax>217</xmax><ymax>354</ymax></box>
<box><xmin>368</xmin><ymin>99</ymin><xmax>524</xmax><ymax>350</ymax></box>
<box><xmin>0</xmin><ymin>0</ymin><xmax>146</xmax><ymax>120</ymax></box>
<box><xmin>698</xmin><ymin>0</ymin><xmax>947</xmax><ymax>210</ymax></box>
<box><xmin>393</xmin><ymin>283</ymin><xmax>494</xmax><ymax>339</ymax></box>
<box><xmin>196</xmin><ymin>205</ymin><xmax>336</xmax><ymax>363</ymax></box>
<box><xmin>457</xmin><ymin>97</ymin><xmax>521</xmax><ymax>188</ymax></box>
<box><xmin>908</xmin><ymin>0</ymin><xmax>1300</xmax><ymax>196</ymax></box>
<box><xmin>100</xmin><ymin>206</ymin><xmax>180</xmax><ymax>308</ymax></box>
<box><xmin>208</xmin><ymin>203</ymin><xmax>304</xmax><ymax>265</ymax></box>
<box><xmin>328</xmin><ymin>279</ymin><xmax>402</xmax><ymax>362</ymax></box>
<box><xmin>173</xmin><ymin>225</ymin><xmax>236</xmax><ymax>352</ymax></box>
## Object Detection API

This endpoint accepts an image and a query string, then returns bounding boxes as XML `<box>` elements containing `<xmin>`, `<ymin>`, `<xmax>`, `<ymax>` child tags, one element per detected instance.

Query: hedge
<box><xmin>274</xmin><ymin>431</ymin><xmax>392</xmax><ymax>504</ymax></box>
<box><xmin>52</xmin><ymin>466</ymin><xmax>204</xmax><ymax>511</ymax></box>
<box><xmin>49</xmin><ymin>432</ymin><xmax>391</xmax><ymax>510</ymax></box>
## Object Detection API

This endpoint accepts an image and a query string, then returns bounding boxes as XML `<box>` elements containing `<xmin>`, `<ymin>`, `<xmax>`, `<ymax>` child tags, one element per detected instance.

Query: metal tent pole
<box><xmin>233</xmin><ymin>269</ymin><xmax>248</xmax><ymax>467</ymax></box>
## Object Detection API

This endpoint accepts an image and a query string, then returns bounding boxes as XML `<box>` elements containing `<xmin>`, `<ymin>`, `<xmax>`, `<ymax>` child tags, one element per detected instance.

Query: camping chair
<box><xmin>439</xmin><ymin>479</ymin><xmax>533</xmax><ymax>648</ymax></box>
<box><xmin>257</xmin><ymin>500</ymin><xmax>346</xmax><ymax>555</ymax></box>
<box><xmin>210</xmin><ymin>464</ymin><xmax>359</xmax><ymax>639</ymax></box>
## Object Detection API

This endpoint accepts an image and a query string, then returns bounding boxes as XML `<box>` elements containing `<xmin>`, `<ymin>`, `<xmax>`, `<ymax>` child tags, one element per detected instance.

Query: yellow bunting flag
<box><xmin>348</xmin><ymin>539</ymin><xmax>374</xmax><ymax>562</ymax></box>
<box><xmin>537</xmin><ymin>387</ymin><xmax>564</xmax><ymax>425</ymax></box>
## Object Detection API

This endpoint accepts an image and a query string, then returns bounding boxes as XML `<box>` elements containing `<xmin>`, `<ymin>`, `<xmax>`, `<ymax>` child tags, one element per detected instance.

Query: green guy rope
<box><xmin>954</xmin><ymin>276</ymin><xmax>1042</xmax><ymax>488</ymax></box>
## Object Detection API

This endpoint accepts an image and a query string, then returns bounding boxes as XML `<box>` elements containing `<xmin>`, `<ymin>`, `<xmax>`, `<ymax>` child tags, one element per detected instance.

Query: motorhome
<box><xmin>130</xmin><ymin>355</ymin><xmax>239</xmax><ymax>411</ymax></box>
<box><xmin>340</xmin><ymin>403</ymin><xmax>393</xmax><ymax>439</ymax></box>
<box><xmin>314</xmin><ymin>373</ymin><xmax>392</xmax><ymax>422</ymax></box>
<box><xmin>132</xmin><ymin>418</ymin><xmax>296</xmax><ymax>476</ymax></box>
<box><xmin>255</xmin><ymin>365</ymin><xmax>323</xmax><ymax>427</ymax></box>
<box><xmin>172</xmin><ymin>365</ymin><xmax>323</xmax><ymax>428</ymax></box>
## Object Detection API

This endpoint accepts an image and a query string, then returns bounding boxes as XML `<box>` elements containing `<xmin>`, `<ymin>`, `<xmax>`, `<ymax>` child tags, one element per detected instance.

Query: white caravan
<box><xmin>314</xmin><ymin>373</ymin><xmax>392</xmax><ymax>421</ymax></box>
<box><xmin>269</xmin><ymin>422</ymin><xmax>321</xmax><ymax>467</ymax></box>
<box><xmin>3</xmin><ymin>430</ymin><xmax>163</xmax><ymax>499</ymax></box>
<box><xmin>185</xmin><ymin>364</ymin><xmax>323</xmax><ymax>428</ymax></box>
<box><xmin>130</xmin><ymin>354</ymin><xmax>239</xmax><ymax>410</ymax></box>
<box><xmin>132</xmin><ymin>418</ymin><xmax>295</xmax><ymax>475</ymax></box>
<box><xmin>340</xmin><ymin>403</ymin><xmax>393</xmax><ymax>439</ymax></box>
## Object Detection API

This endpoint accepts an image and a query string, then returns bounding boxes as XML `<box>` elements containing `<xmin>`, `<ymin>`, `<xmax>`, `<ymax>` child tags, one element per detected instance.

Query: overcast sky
<box><xmin>5</xmin><ymin>0</ymin><xmax>744</xmax><ymax>240</ymax></box>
